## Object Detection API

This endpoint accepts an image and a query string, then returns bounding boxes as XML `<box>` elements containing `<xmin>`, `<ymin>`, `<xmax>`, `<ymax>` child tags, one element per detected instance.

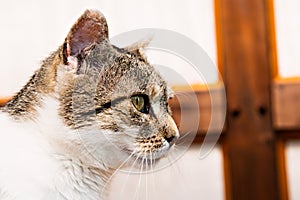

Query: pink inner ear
<box><xmin>66</xmin><ymin>10</ymin><xmax>109</xmax><ymax>57</ymax></box>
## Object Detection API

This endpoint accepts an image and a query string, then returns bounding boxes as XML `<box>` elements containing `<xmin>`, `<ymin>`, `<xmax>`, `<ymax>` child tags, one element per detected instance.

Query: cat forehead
<box><xmin>82</xmin><ymin>44</ymin><xmax>160</xmax><ymax>78</ymax></box>
<box><xmin>100</xmin><ymin>62</ymin><xmax>166</xmax><ymax>96</ymax></box>
<box><xmin>73</xmin><ymin>41</ymin><xmax>168</xmax><ymax>99</ymax></box>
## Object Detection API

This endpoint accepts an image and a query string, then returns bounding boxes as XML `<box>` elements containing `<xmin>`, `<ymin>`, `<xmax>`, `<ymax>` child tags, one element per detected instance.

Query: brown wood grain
<box><xmin>0</xmin><ymin>96</ymin><xmax>11</xmax><ymax>107</ymax></box>
<box><xmin>170</xmin><ymin>84</ymin><xmax>226</xmax><ymax>135</ymax></box>
<box><xmin>273</xmin><ymin>78</ymin><xmax>300</xmax><ymax>130</ymax></box>
<box><xmin>216</xmin><ymin>0</ymin><xmax>280</xmax><ymax>199</ymax></box>
<box><xmin>171</xmin><ymin>78</ymin><xmax>300</xmax><ymax>134</ymax></box>
<box><xmin>276</xmin><ymin>137</ymin><xmax>289</xmax><ymax>200</ymax></box>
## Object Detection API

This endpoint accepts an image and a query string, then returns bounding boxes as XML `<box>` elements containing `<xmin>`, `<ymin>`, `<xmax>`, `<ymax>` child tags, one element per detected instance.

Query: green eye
<box><xmin>131</xmin><ymin>94</ymin><xmax>150</xmax><ymax>114</ymax></box>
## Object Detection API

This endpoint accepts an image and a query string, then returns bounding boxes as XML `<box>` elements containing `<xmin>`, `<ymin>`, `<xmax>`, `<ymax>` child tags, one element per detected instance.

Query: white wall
<box><xmin>0</xmin><ymin>0</ymin><xmax>217</xmax><ymax>97</ymax></box>
<box><xmin>274</xmin><ymin>0</ymin><xmax>300</xmax><ymax>77</ymax></box>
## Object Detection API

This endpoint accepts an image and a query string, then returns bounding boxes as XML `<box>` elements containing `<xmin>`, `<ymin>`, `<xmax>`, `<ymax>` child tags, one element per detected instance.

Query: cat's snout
<box><xmin>164</xmin><ymin>115</ymin><xmax>180</xmax><ymax>146</ymax></box>
<box><xmin>165</xmin><ymin>134</ymin><xmax>179</xmax><ymax>146</ymax></box>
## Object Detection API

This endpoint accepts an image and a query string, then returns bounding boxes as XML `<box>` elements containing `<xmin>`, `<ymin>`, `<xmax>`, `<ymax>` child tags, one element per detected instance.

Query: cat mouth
<box><xmin>122</xmin><ymin>142</ymin><xmax>173</xmax><ymax>164</ymax></box>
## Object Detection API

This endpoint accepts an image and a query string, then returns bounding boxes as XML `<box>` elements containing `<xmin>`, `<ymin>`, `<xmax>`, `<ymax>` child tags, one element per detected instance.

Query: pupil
<box><xmin>131</xmin><ymin>94</ymin><xmax>149</xmax><ymax>114</ymax></box>
<box><xmin>137</xmin><ymin>97</ymin><xmax>143</xmax><ymax>110</ymax></box>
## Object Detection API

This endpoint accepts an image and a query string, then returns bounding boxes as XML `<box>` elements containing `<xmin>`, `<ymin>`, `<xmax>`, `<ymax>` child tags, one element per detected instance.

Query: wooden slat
<box><xmin>169</xmin><ymin>84</ymin><xmax>226</xmax><ymax>135</ymax></box>
<box><xmin>0</xmin><ymin>96</ymin><xmax>12</xmax><ymax>107</ymax></box>
<box><xmin>276</xmin><ymin>135</ymin><xmax>290</xmax><ymax>200</ymax></box>
<box><xmin>172</xmin><ymin>79</ymin><xmax>300</xmax><ymax>133</ymax></box>
<box><xmin>277</xmin><ymin>130</ymin><xmax>300</xmax><ymax>140</ymax></box>
<box><xmin>276</xmin><ymin>142</ymin><xmax>289</xmax><ymax>200</ymax></box>
<box><xmin>273</xmin><ymin>78</ymin><xmax>300</xmax><ymax>130</ymax></box>
<box><xmin>2</xmin><ymin>78</ymin><xmax>300</xmax><ymax>131</ymax></box>
<box><xmin>215</xmin><ymin>0</ymin><xmax>280</xmax><ymax>199</ymax></box>
<box><xmin>266</xmin><ymin>0</ymin><xmax>279</xmax><ymax>78</ymax></box>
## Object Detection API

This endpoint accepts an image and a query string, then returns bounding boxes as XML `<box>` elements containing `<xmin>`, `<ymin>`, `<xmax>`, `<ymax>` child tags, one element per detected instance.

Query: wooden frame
<box><xmin>176</xmin><ymin>0</ymin><xmax>299</xmax><ymax>199</ymax></box>
<box><xmin>273</xmin><ymin>78</ymin><xmax>300</xmax><ymax>130</ymax></box>
<box><xmin>0</xmin><ymin>96</ymin><xmax>12</xmax><ymax>107</ymax></box>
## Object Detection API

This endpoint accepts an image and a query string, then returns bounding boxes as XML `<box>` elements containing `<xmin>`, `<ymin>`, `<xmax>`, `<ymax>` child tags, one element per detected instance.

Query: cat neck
<box><xmin>0</xmin><ymin>95</ymin><xmax>117</xmax><ymax>199</ymax></box>
<box><xmin>37</xmin><ymin>96</ymin><xmax>121</xmax><ymax>199</ymax></box>
<box><xmin>0</xmin><ymin>49</ymin><xmax>121</xmax><ymax>198</ymax></box>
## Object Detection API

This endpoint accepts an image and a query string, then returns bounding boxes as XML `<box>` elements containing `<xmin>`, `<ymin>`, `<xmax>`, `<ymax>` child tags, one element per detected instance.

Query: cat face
<box><xmin>92</xmin><ymin>47</ymin><xmax>179</xmax><ymax>162</ymax></box>
<box><xmin>57</xmin><ymin>10</ymin><xmax>179</xmax><ymax>165</ymax></box>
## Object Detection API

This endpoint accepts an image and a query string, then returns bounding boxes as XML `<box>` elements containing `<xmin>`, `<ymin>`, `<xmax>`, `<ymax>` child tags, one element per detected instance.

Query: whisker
<box><xmin>166</xmin><ymin>153</ymin><xmax>181</xmax><ymax>171</ymax></box>
<box><xmin>145</xmin><ymin>153</ymin><xmax>149</xmax><ymax>200</ymax></box>
<box><xmin>168</xmin><ymin>153</ymin><xmax>189</xmax><ymax>192</ymax></box>
<box><xmin>119</xmin><ymin>151</ymin><xmax>143</xmax><ymax>199</ymax></box>
<box><xmin>150</xmin><ymin>152</ymin><xmax>154</xmax><ymax>173</ymax></box>
<box><xmin>177</xmin><ymin>130</ymin><xmax>193</xmax><ymax>140</ymax></box>
<box><xmin>176</xmin><ymin>132</ymin><xmax>195</xmax><ymax>145</ymax></box>
<box><xmin>101</xmin><ymin>148</ymin><xmax>138</xmax><ymax>198</ymax></box>
<box><xmin>134</xmin><ymin>154</ymin><xmax>145</xmax><ymax>200</ymax></box>
<box><xmin>155</xmin><ymin>148</ymin><xmax>182</xmax><ymax>172</ymax></box>
<box><xmin>150</xmin><ymin>152</ymin><xmax>157</xmax><ymax>199</ymax></box>
<box><xmin>175</xmin><ymin>140</ymin><xmax>193</xmax><ymax>147</ymax></box>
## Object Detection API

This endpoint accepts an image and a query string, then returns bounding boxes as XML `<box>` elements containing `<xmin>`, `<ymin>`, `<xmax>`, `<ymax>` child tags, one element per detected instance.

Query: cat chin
<box><xmin>121</xmin><ymin>142</ymin><xmax>172</xmax><ymax>166</ymax></box>
<box><xmin>120</xmin><ymin>150</ymin><xmax>170</xmax><ymax>172</ymax></box>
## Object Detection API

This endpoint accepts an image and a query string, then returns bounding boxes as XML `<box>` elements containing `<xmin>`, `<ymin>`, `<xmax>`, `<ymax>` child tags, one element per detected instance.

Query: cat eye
<box><xmin>131</xmin><ymin>94</ymin><xmax>150</xmax><ymax>114</ymax></box>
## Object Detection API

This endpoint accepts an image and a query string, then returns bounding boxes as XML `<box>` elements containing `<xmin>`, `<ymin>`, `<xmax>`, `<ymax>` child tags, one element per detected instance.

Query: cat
<box><xmin>0</xmin><ymin>9</ymin><xmax>179</xmax><ymax>200</ymax></box>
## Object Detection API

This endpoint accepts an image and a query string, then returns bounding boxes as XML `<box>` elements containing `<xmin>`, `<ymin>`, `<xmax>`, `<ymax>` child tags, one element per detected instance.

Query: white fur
<box><xmin>0</xmin><ymin>104</ymin><xmax>58</xmax><ymax>199</ymax></box>
<box><xmin>0</xmin><ymin>96</ymin><xmax>122</xmax><ymax>200</ymax></box>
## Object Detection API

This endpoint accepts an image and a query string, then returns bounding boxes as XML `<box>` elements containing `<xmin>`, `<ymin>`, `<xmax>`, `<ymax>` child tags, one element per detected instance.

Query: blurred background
<box><xmin>0</xmin><ymin>0</ymin><xmax>299</xmax><ymax>199</ymax></box>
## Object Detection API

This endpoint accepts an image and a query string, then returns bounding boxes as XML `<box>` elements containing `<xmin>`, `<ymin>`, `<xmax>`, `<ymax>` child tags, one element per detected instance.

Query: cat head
<box><xmin>56</xmin><ymin>10</ymin><xmax>179</xmax><ymax>166</ymax></box>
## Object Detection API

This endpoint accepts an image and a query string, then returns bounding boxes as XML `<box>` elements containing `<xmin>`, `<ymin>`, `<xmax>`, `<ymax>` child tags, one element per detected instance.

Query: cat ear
<box><xmin>124</xmin><ymin>38</ymin><xmax>152</xmax><ymax>60</ymax></box>
<box><xmin>63</xmin><ymin>9</ymin><xmax>109</xmax><ymax>65</ymax></box>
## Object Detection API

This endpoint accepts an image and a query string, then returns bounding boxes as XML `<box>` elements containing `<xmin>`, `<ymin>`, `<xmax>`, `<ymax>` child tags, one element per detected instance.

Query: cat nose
<box><xmin>165</xmin><ymin>115</ymin><xmax>180</xmax><ymax>146</ymax></box>
<box><xmin>165</xmin><ymin>133</ymin><xmax>179</xmax><ymax>146</ymax></box>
